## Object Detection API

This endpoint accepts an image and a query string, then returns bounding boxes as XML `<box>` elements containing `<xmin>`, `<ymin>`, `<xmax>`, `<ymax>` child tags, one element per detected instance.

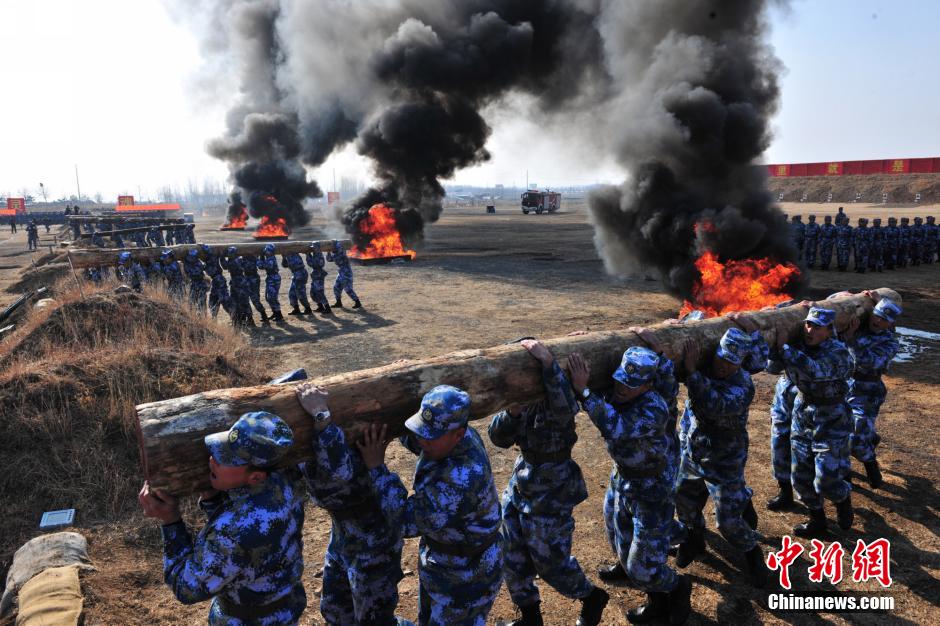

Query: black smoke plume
<box><xmin>587</xmin><ymin>1</ymin><xmax>802</xmax><ymax>299</ymax></box>
<box><xmin>233</xmin><ymin>160</ymin><xmax>318</xmax><ymax>229</ymax></box>
<box><xmin>225</xmin><ymin>191</ymin><xmax>247</xmax><ymax>224</ymax></box>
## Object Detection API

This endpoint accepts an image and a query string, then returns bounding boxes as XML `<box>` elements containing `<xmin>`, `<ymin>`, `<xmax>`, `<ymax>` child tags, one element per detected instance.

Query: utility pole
<box><xmin>39</xmin><ymin>182</ymin><xmax>47</xmax><ymax>202</ymax></box>
<box><xmin>74</xmin><ymin>164</ymin><xmax>82</xmax><ymax>201</ymax></box>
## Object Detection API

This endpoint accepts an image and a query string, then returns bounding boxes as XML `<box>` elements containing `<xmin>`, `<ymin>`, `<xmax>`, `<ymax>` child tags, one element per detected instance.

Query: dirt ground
<box><xmin>0</xmin><ymin>199</ymin><xmax>938</xmax><ymax>625</ymax></box>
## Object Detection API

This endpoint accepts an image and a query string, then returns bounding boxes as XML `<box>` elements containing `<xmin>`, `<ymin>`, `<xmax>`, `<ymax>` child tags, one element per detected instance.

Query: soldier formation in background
<box><xmin>789</xmin><ymin>209</ymin><xmax>939</xmax><ymax>271</ymax></box>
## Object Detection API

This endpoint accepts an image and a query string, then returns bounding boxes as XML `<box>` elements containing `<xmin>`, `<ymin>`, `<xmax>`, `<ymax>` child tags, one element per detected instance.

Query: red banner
<box><xmin>115</xmin><ymin>203</ymin><xmax>181</xmax><ymax>212</ymax></box>
<box><xmin>7</xmin><ymin>197</ymin><xmax>25</xmax><ymax>213</ymax></box>
<box><xmin>118</xmin><ymin>195</ymin><xmax>135</xmax><ymax>206</ymax></box>
<box><xmin>327</xmin><ymin>191</ymin><xmax>340</xmax><ymax>205</ymax></box>
<box><xmin>767</xmin><ymin>157</ymin><xmax>937</xmax><ymax>177</ymax></box>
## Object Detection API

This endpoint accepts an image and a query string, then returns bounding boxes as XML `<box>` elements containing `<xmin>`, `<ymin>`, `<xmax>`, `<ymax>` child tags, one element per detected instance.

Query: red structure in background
<box><xmin>114</xmin><ymin>203</ymin><xmax>181</xmax><ymax>212</ymax></box>
<box><xmin>0</xmin><ymin>198</ymin><xmax>26</xmax><ymax>216</ymax></box>
<box><xmin>767</xmin><ymin>157</ymin><xmax>940</xmax><ymax>177</ymax></box>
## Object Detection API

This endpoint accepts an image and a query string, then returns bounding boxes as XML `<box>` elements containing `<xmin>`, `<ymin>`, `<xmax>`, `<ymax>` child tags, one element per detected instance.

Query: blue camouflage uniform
<box><xmin>202</xmin><ymin>245</ymin><xmax>233</xmax><ymax>318</ymax></box>
<box><xmin>869</xmin><ymin>219</ymin><xmax>885</xmax><ymax>272</ymax></box>
<box><xmin>183</xmin><ymin>249</ymin><xmax>209</xmax><ymax>311</ymax></box>
<box><xmin>910</xmin><ymin>217</ymin><xmax>925</xmax><ymax>266</ymax></box>
<box><xmin>818</xmin><ymin>217</ymin><xmax>836</xmax><ymax>270</ymax></box>
<box><xmin>852</xmin><ymin>219</ymin><xmax>870</xmax><ymax>273</ymax></box>
<box><xmin>117</xmin><ymin>252</ymin><xmax>147</xmax><ymax>292</ymax></box>
<box><xmin>924</xmin><ymin>216</ymin><xmax>938</xmax><ymax>263</ymax></box>
<box><xmin>161</xmin><ymin>412</ymin><xmax>306</xmax><ymax>625</ymax></box>
<box><xmin>767</xmin><ymin>356</ymin><xmax>797</xmax><ymax>484</ymax></box>
<box><xmin>241</xmin><ymin>255</ymin><xmax>268</xmax><ymax>319</ymax></box>
<box><xmin>221</xmin><ymin>249</ymin><xmax>252</xmax><ymax>325</ymax></box>
<box><xmin>777</xmin><ymin>308</ymin><xmax>855</xmax><ymax>511</ymax></box>
<box><xmin>281</xmin><ymin>253</ymin><xmax>311</xmax><ymax>312</ymax></box>
<box><xmin>258</xmin><ymin>245</ymin><xmax>282</xmax><ymax>318</ymax></box>
<box><xmin>585</xmin><ymin>348</ymin><xmax>680</xmax><ymax>595</ymax></box>
<box><xmin>91</xmin><ymin>231</ymin><xmax>106</xmax><ymax>248</ymax></box>
<box><xmin>133</xmin><ymin>224</ymin><xmax>149</xmax><ymax>247</ymax></box>
<box><xmin>847</xmin><ymin>299</ymin><xmax>901</xmax><ymax>464</ymax></box>
<box><xmin>675</xmin><ymin>329</ymin><xmax>764</xmax><ymax>554</ymax></box>
<box><xmin>300</xmin><ymin>422</ymin><xmax>406</xmax><ymax>625</ymax></box>
<box><xmin>328</xmin><ymin>241</ymin><xmax>361</xmax><ymax>306</ymax></box>
<box><xmin>185</xmin><ymin>224</ymin><xmax>197</xmax><ymax>244</ymax></box>
<box><xmin>160</xmin><ymin>251</ymin><xmax>185</xmax><ymax>299</ymax></box>
<box><xmin>835</xmin><ymin>216</ymin><xmax>853</xmax><ymax>271</ymax></box>
<box><xmin>488</xmin><ymin>360</ymin><xmax>595</xmax><ymax>610</ymax></box>
<box><xmin>884</xmin><ymin>218</ymin><xmax>900</xmax><ymax>269</ymax></box>
<box><xmin>27</xmin><ymin>222</ymin><xmax>40</xmax><ymax>251</ymax></box>
<box><xmin>803</xmin><ymin>216</ymin><xmax>820</xmax><ymax>267</ymax></box>
<box><xmin>370</xmin><ymin>386</ymin><xmax>503</xmax><ymax>626</ymax></box>
<box><xmin>898</xmin><ymin>219</ymin><xmax>911</xmax><ymax>267</ymax></box>
<box><xmin>148</xmin><ymin>225</ymin><xmax>166</xmax><ymax>247</ymax></box>
<box><xmin>305</xmin><ymin>242</ymin><xmax>332</xmax><ymax>311</ymax></box>
<box><xmin>790</xmin><ymin>217</ymin><xmax>805</xmax><ymax>261</ymax></box>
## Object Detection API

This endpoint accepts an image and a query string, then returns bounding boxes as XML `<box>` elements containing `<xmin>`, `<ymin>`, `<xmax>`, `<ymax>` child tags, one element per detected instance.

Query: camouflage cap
<box><xmin>200</xmin><ymin>243</ymin><xmax>212</xmax><ymax>252</ymax></box>
<box><xmin>901</xmin><ymin>217</ymin><xmax>909</xmax><ymax>223</ymax></box>
<box><xmin>888</xmin><ymin>217</ymin><xmax>897</xmax><ymax>223</ymax></box>
<box><xmin>263</xmin><ymin>243</ymin><xmax>275</xmax><ymax>255</ymax></box>
<box><xmin>914</xmin><ymin>216</ymin><xmax>923</xmax><ymax>223</ymax></box>
<box><xmin>118</xmin><ymin>251</ymin><xmax>131</xmax><ymax>263</ymax></box>
<box><xmin>805</xmin><ymin>306</ymin><xmax>836</xmax><ymax>328</ymax></box>
<box><xmin>872</xmin><ymin>298</ymin><xmax>902</xmax><ymax>323</ymax></box>
<box><xmin>716</xmin><ymin>327</ymin><xmax>750</xmax><ymax>366</ymax></box>
<box><xmin>873</xmin><ymin>218</ymin><xmax>881</xmax><ymax>225</ymax></box>
<box><xmin>160</xmin><ymin>249</ymin><xmax>172</xmax><ymax>259</ymax></box>
<box><xmin>334</xmin><ymin>240</ymin><xmax>344</xmax><ymax>252</ymax></box>
<box><xmin>612</xmin><ymin>346</ymin><xmax>659</xmax><ymax>389</ymax></box>
<box><xmin>680</xmin><ymin>310</ymin><xmax>706</xmax><ymax>322</ymax></box>
<box><xmin>824</xmin><ymin>215</ymin><xmax>832</xmax><ymax>221</ymax></box>
<box><xmin>204</xmin><ymin>411</ymin><xmax>294</xmax><ymax>468</ymax></box>
<box><xmin>187</xmin><ymin>248</ymin><xmax>199</xmax><ymax>257</ymax></box>
<box><xmin>226</xmin><ymin>245</ymin><xmax>238</xmax><ymax>255</ymax></box>
<box><xmin>404</xmin><ymin>385</ymin><xmax>471</xmax><ymax>440</ymax></box>
<box><xmin>310</xmin><ymin>241</ymin><xmax>321</xmax><ymax>252</ymax></box>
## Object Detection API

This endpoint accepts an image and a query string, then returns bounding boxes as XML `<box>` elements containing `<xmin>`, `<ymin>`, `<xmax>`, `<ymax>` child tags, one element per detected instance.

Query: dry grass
<box><xmin>0</xmin><ymin>279</ymin><xmax>270</xmax><ymax>575</ymax></box>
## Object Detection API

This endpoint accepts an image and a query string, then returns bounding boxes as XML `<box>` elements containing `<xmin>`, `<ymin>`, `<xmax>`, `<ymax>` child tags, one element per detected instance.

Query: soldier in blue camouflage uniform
<box><xmin>361</xmin><ymin>385</ymin><xmax>503</xmax><ymax>626</ymax></box>
<box><xmin>772</xmin><ymin>306</ymin><xmax>855</xmax><ymax>537</ymax></box>
<box><xmin>818</xmin><ymin>215</ymin><xmax>836</xmax><ymax>270</ymax></box>
<box><xmin>183</xmin><ymin>248</ymin><xmax>209</xmax><ymax>312</ymax></box>
<box><xmin>221</xmin><ymin>247</ymin><xmax>254</xmax><ymax>327</ymax></box>
<box><xmin>567</xmin><ymin>348</ymin><xmax>692</xmax><ymax>625</ymax></box>
<box><xmin>835</xmin><ymin>214</ymin><xmax>853</xmax><ymax>271</ymax></box>
<box><xmin>294</xmin><ymin>383</ymin><xmax>408</xmax><ymax>626</ymax></box>
<box><xmin>869</xmin><ymin>218</ymin><xmax>885</xmax><ymax>272</ymax></box>
<box><xmin>26</xmin><ymin>220</ymin><xmax>39</xmax><ymax>251</ymax></box>
<box><xmin>488</xmin><ymin>339</ymin><xmax>608</xmax><ymax>626</ymax></box>
<box><xmin>925</xmin><ymin>216</ymin><xmax>938</xmax><ymax>263</ymax></box>
<box><xmin>202</xmin><ymin>244</ymin><xmax>233</xmax><ymax>319</ymax></box>
<box><xmin>852</xmin><ymin>218</ymin><xmax>870</xmax><ymax>273</ymax></box>
<box><xmin>147</xmin><ymin>224</ymin><xmax>166</xmax><ymax>247</ymax></box>
<box><xmin>803</xmin><ymin>214</ymin><xmax>819</xmax><ymax>268</ymax></box>
<box><xmin>111</xmin><ymin>230</ymin><xmax>127</xmax><ymax>248</ymax></box>
<box><xmin>116</xmin><ymin>251</ymin><xmax>146</xmax><ymax>292</ymax></box>
<box><xmin>91</xmin><ymin>230</ymin><xmax>106</xmax><ymax>248</ymax></box>
<box><xmin>241</xmin><ymin>254</ymin><xmax>269</xmax><ymax>324</ymax></box>
<box><xmin>328</xmin><ymin>241</ymin><xmax>362</xmax><ymax>309</ymax></box>
<box><xmin>898</xmin><ymin>217</ymin><xmax>911</xmax><ymax>268</ymax></box>
<box><xmin>70</xmin><ymin>219</ymin><xmax>82</xmax><ymax>241</ymax></box>
<box><xmin>910</xmin><ymin>216</ymin><xmax>925</xmax><ymax>266</ymax></box>
<box><xmin>185</xmin><ymin>223</ymin><xmax>197</xmax><ymax>244</ymax></box>
<box><xmin>884</xmin><ymin>217</ymin><xmax>900</xmax><ymax>269</ymax></box>
<box><xmin>765</xmin><ymin>350</ymin><xmax>798</xmax><ymax>511</ymax></box>
<box><xmin>843</xmin><ymin>296</ymin><xmax>901</xmax><ymax>490</ymax></box>
<box><xmin>258</xmin><ymin>244</ymin><xmax>284</xmax><ymax>322</ymax></box>
<box><xmin>166</xmin><ymin>225</ymin><xmax>176</xmax><ymax>246</ymax></box>
<box><xmin>306</xmin><ymin>242</ymin><xmax>333</xmax><ymax>315</ymax></box>
<box><xmin>138</xmin><ymin>411</ymin><xmax>307</xmax><ymax>625</ymax></box>
<box><xmin>790</xmin><ymin>215</ymin><xmax>805</xmax><ymax>261</ymax></box>
<box><xmin>672</xmin><ymin>328</ymin><xmax>768</xmax><ymax>588</ymax></box>
<box><xmin>281</xmin><ymin>252</ymin><xmax>313</xmax><ymax>316</ymax></box>
<box><xmin>160</xmin><ymin>249</ymin><xmax>185</xmax><ymax>300</ymax></box>
<box><xmin>132</xmin><ymin>226</ymin><xmax>148</xmax><ymax>248</ymax></box>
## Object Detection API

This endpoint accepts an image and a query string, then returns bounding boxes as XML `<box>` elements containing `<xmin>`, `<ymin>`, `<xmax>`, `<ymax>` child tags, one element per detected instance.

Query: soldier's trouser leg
<box><xmin>333</xmin><ymin>276</ymin><xmax>344</xmax><ymax>300</ymax></box>
<box><xmin>295</xmin><ymin>278</ymin><xmax>311</xmax><ymax>309</ymax></box>
<box><xmin>603</xmin><ymin>470</ymin><xmax>626</xmax><ymax>554</ymax></box>
<box><xmin>770</xmin><ymin>415</ymin><xmax>792</xmax><ymax>482</ymax></box>
<box><xmin>320</xmin><ymin>531</ymin><xmax>404</xmax><ymax>626</ymax></box>
<box><xmin>708</xmin><ymin>476</ymin><xmax>759</xmax><ymax>552</ymax></box>
<box><xmin>311</xmin><ymin>280</ymin><xmax>328</xmax><ymax>307</ymax></box>
<box><xmin>210</xmin><ymin>584</ymin><xmax>306</xmax><ymax>626</ymax></box>
<box><xmin>615</xmin><ymin>494</ymin><xmax>679</xmax><ymax>594</ymax></box>
<box><xmin>289</xmin><ymin>280</ymin><xmax>300</xmax><ymax>308</ymax></box>
<box><xmin>417</xmin><ymin>542</ymin><xmax>502</xmax><ymax>626</ymax></box>
<box><xmin>265</xmin><ymin>276</ymin><xmax>282</xmax><ymax>313</ymax></box>
<box><xmin>805</xmin><ymin>241</ymin><xmax>817</xmax><ymax>267</ymax></box>
<box><xmin>501</xmin><ymin>500</ymin><xmax>593</xmax><ymax>609</ymax></box>
<box><xmin>248</xmin><ymin>279</ymin><xmax>266</xmax><ymax>314</ymax></box>
<box><xmin>342</xmin><ymin>278</ymin><xmax>359</xmax><ymax>301</ymax></box>
<box><xmin>675</xmin><ymin>457</ymin><xmax>709</xmax><ymax>533</ymax></box>
<box><xmin>850</xmin><ymin>388</ymin><xmax>885</xmax><ymax>463</ymax></box>
<box><xmin>791</xmin><ymin>426</ymin><xmax>851</xmax><ymax>510</ymax></box>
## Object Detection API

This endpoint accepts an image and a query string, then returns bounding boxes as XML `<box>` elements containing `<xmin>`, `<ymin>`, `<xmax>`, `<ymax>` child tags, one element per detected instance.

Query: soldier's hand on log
<box><xmin>357</xmin><ymin>423</ymin><xmax>390</xmax><ymax>470</ymax></box>
<box><xmin>798</xmin><ymin>300</ymin><xmax>815</xmax><ymax>308</ymax></box>
<box><xmin>726</xmin><ymin>312</ymin><xmax>758</xmax><ymax>333</ymax></box>
<box><xmin>139</xmin><ymin>481</ymin><xmax>181</xmax><ymax>525</ymax></box>
<box><xmin>630</xmin><ymin>326</ymin><xmax>664</xmax><ymax>354</ymax></box>
<box><xmin>567</xmin><ymin>353</ymin><xmax>590</xmax><ymax>393</ymax></box>
<box><xmin>296</xmin><ymin>383</ymin><xmax>330</xmax><ymax>417</ymax></box>
<box><xmin>844</xmin><ymin>317</ymin><xmax>860</xmax><ymax>340</ymax></box>
<box><xmin>682</xmin><ymin>338</ymin><xmax>699</xmax><ymax>373</ymax></box>
<box><xmin>862</xmin><ymin>289</ymin><xmax>881</xmax><ymax>303</ymax></box>
<box><xmin>521</xmin><ymin>339</ymin><xmax>554</xmax><ymax>367</ymax></box>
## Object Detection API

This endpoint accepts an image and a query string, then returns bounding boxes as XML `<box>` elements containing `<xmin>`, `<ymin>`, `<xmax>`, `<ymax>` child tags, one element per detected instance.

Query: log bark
<box><xmin>66</xmin><ymin>240</ymin><xmax>351</xmax><ymax>269</ymax></box>
<box><xmin>137</xmin><ymin>288</ymin><xmax>901</xmax><ymax>494</ymax></box>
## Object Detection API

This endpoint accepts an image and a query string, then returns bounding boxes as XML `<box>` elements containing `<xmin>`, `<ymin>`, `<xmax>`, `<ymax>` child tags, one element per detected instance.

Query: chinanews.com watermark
<box><xmin>765</xmin><ymin>536</ymin><xmax>895</xmax><ymax>614</ymax></box>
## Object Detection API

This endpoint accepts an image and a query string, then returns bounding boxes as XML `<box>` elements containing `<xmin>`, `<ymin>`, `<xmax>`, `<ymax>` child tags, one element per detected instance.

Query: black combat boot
<box><xmin>872</xmin><ymin>433</ymin><xmax>882</xmax><ymax>448</ymax></box>
<box><xmin>288</xmin><ymin>306</ymin><xmax>302</xmax><ymax>316</ymax></box>
<box><xmin>576</xmin><ymin>586</ymin><xmax>609</xmax><ymax>626</ymax></box>
<box><xmin>259</xmin><ymin>311</ymin><xmax>269</xmax><ymax>325</ymax></box>
<box><xmin>675</xmin><ymin>528</ymin><xmax>705</xmax><ymax>568</ymax></box>
<box><xmin>767</xmin><ymin>480</ymin><xmax>794</xmax><ymax>511</ymax></box>
<box><xmin>836</xmin><ymin>493</ymin><xmax>854</xmax><ymax>530</ymax></box>
<box><xmin>627</xmin><ymin>592</ymin><xmax>668</xmax><ymax>624</ymax></box>
<box><xmin>314</xmin><ymin>302</ymin><xmax>324</xmax><ymax>312</ymax></box>
<box><xmin>742</xmin><ymin>498</ymin><xmax>759</xmax><ymax>530</ymax></box>
<box><xmin>794</xmin><ymin>507</ymin><xmax>827</xmax><ymax>538</ymax></box>
<box><xmin>352</xmin><ymin>299</ymin><xmax>363</xmax><ymax>309</ymax></box>
<box><xmin>322</xmin><ymin>303</ymin><xmax>333</xmax><ymax>315</ymax></box>
<box><xmin>864</xmin><ymin>460</ymin><xmax>883</xmax><ymax>488</ymax></box>
<box><xmin>270</xmin><ymin>310</ymin><xmax>284</xmax><ymax>322</ymax></box>
<box><xmin>667</xmin><ymin>575</ymin><xmax>693</xmax><ymax>625</ymax></box>
<box><xmin>744</xmin><ymin>546</ymin><xmax>767</xmax><ymax>589</ymax></box>
<box><xmin>597</xmin><ymin>561</ymin><xmax>628</xmax><ymax>582</ymax></box>
<box><xmin>333</xmin><ymin>296</ymin><xmax>343</xmax><ymax>308</ymax></box>
<box><xmin>303</xmin><ymin>304</ymin><xmax>313</xmax><ymax>315</ymax></box>
<box><xmin>508</xmin><ymin>602</ymin><xmax>543</xmax><ymax>626</ymax></box>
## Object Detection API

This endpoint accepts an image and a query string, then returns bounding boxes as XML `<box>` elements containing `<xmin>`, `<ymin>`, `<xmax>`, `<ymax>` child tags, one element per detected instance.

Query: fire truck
<box><xmin>520</xmin><ymin>189</ymin><xmax>561</xmax><ymax>214</ymax></box>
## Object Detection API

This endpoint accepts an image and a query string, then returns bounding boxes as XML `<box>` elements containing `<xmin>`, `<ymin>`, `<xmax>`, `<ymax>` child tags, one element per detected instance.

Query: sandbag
<box><xmin>0</xmin><ymin>533</ymin><xmax>94</xmax><ymax>617</ymax></box>
<box><xmin>15</xmin><ymin>566</ymin><xmax>83</xmax><ymax>626</ymax></box>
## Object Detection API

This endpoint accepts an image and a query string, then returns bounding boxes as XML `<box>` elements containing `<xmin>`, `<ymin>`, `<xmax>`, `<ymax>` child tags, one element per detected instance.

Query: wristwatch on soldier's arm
<box><xmin>579</xmin><ymin>387</ymin><xmax>591</xmax><ymax>400</ymax></box>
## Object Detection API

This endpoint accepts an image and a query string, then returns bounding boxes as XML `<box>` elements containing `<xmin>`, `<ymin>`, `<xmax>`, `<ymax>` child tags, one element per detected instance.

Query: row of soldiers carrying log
<box><xmin>72</xmin><ymin>220</ymin><xmax>196</xmax><ymax>248</ymax></box>
<box><xmin>138</xmin><ymin>292</ymin><xmax>902</xmax><ymax>626</ymax></box>
<box><xmin>788</xmin><ymin>210</ymin><xmax>939</xmax><ymax>272</ymax></box>
<box><xmin>100</xmin><ymin>241</ymin><xmax>361</xmax><ymax>328</ymax></box>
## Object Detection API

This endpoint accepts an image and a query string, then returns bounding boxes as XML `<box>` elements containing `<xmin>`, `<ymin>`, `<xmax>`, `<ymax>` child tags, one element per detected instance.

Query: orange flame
<box><xmin>253</xmin><ymin>215</ymin><xmax>290</xmax><ymax>239</ymax></box>
<box><xmin>679</xmin><ymin>251</ymin><xmax>800</xmax><ymax>318</ymax></box>
<box><xmin>221</xmin><ymin>206</ymin><xmax>248</xmax><ymax>230</ymax></box>
<box><xmin>350</xmin><ymin>203</ymin><xmax>417</xmax><ymax>259</ymax></box>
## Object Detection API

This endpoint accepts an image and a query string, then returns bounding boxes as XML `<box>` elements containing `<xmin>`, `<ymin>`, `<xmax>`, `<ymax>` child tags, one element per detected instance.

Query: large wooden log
<box><xmin>68</xmin><ymin>216</ymin><xmax>183</xmax><ymax>224</ymax></box>
<box><xmin>137</xmin><ymin>288</ymin><xmax>901</xmax><ymax>494</ymax></box>
<box><xmin>66</xmin><ymin>240</ymin><xmax>351</xmax><ymax>269</ymax></box>
<box><xmin>71</xmin><ymin>224</ymin><xmax>182</xmax><ymax>240</ymax></box>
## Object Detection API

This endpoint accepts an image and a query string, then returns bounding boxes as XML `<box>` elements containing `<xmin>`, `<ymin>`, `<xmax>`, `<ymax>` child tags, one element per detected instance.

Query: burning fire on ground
<box><xmin>350</xmin><ymin>203</ymin><xmax>416</xmax><ymax>260</ymax></box>
<box><xmin>253</xmin><ymin>215</ymin><xmax>291</xmax><ymax>240</ymax></box>
<box><xmin>679</xmin><ymin>251</ymin><xmax>800</xmax><ymax>318</ymax></box>
<box><xmin>220</xmin><ymin>206</ymin><xmax>248</xmax><ymax>230</ymax></box>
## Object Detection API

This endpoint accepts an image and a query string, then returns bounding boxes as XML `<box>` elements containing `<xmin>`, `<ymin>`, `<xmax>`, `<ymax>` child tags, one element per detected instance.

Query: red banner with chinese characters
<box><xmin>114</xmin><ymin>203</ymin><xmax>181</xmax><ymax>212</ymax></box>
<box><xmin>767</xmin><ymin>158</ymin><xmax>936</xmax><ymax>176</ymax></box>
<box><xmin>118</xmin><ymin>195</ymin><xmax>135</xmax><ymax>206</ymax></box>
<box><xmin>7</xmin><ymin>197</ymin><xmax>25</xmax><ymax>213</ymax></box>
<box><xmin>327</xmin><ymin>191</ymin><xmax>340</xmax><ymax>205</ymax></box>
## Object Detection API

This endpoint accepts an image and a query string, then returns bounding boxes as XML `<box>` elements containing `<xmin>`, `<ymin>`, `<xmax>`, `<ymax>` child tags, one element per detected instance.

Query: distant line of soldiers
<box><xmin>72</xmin><ymin>220</ymin><xmax>196</xmax><ymax>249</ymax></box>
<box><xmin>788</xmin><ymin>209</ymin><xmax>939</xmax><ymax>273</ymax></box>
<box><xmin>105</xmin><ymin>240</ymin><xmax>362</xmax><ymax>327</ymax></box>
